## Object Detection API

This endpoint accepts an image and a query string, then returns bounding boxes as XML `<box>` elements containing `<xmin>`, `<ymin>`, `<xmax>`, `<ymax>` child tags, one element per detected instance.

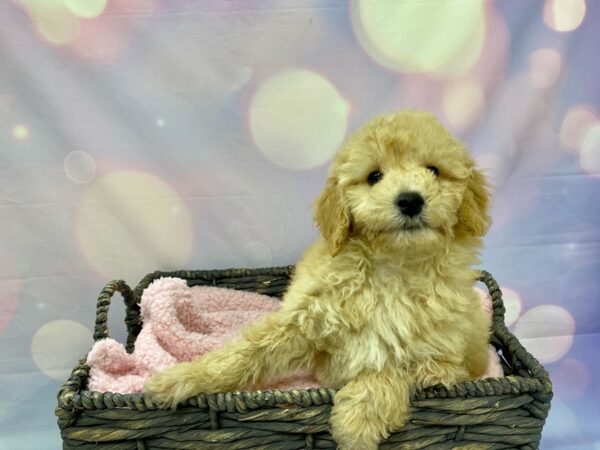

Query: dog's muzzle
<box><xmin>396</xmin><ymin>192</ymin><xmax>424</xmax><ymax>218</ymax></box>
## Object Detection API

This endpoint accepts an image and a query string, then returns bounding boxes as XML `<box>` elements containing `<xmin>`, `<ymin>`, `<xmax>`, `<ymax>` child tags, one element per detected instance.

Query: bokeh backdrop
<box><xmin>0</xmin><ymin>0</ymin><xmax>599</xmax><ymax>448</ymax></box>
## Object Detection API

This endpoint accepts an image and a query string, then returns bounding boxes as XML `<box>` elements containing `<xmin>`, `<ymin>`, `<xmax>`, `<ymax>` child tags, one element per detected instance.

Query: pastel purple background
<box><xmin>0</xmin><ymin>1</ymin><xmax>598</xmax><ymax>449</ymax></box>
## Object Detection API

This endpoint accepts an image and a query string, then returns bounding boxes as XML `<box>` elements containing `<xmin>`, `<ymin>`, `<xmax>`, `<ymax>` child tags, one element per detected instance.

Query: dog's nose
<box><xmin>396</xmin><ymin>192</ymin><xmax>424</xmax><ymax>217</ymax></box>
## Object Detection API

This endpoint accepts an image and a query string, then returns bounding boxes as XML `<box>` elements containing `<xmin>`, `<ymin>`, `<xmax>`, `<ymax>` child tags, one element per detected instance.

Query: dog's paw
<box><xmin>144</xmin><ymin>362</ymin><xmax>202</xmax><ymax>409</ymax></box>
<box><xmin>331</xmin><ymin>429</ymin><xmax>380</xmax><ymax>450</ymax></box>
<box><xmin>330</xmin><ymin>404</ymin><xmax>385</xmax><ymax>450</ymax></box>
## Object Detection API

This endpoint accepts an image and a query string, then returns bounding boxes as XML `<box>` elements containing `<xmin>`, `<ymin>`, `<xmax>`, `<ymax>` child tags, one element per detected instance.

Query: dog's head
<box><xmin>314</xmin><ymin>111</ymin><xmax>490</xmax><ymax>256</ymax></box>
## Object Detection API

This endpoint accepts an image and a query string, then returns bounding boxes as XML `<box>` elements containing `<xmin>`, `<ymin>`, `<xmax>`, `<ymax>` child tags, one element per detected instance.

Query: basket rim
<box><xmin>56</xmin><ymin>267</ymin><xmax>553</xmax><ymax>429</ymax></box>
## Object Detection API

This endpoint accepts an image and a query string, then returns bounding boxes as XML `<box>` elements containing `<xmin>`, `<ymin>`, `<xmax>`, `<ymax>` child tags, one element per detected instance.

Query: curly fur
<box><xmin>144</xmin><ymin>111</ymin><xmax>492</xmax><ymax>450</ymax></box>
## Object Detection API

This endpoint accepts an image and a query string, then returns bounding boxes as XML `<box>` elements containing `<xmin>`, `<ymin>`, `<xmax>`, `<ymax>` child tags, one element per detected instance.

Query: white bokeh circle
<box><xmin>559</xmin><ymin>104</ymin><xmax>598</xmax><ymax>152</ymax></box>
<box><xmin>77</xmin><ymin>170</ymin><xmax>193</xmax><ymax>281</ymax></box>
<box><xmin>500</xmin><ymin>287</ymin><xmax>522</xmax><ymax>327</ymax></box>
<box><xmin>580</xmin><ymin>124</ymin><xmax>600</xmax><ymax>176</ymax></box>
<box><xmin>64</xmin><ymin>151</ymin><xmax>96</xmax><ymax>184</ymax></box>
<box><xmin>31</xmin><ymin>320</ymin><xmax>92</xmax><ymax>380</ymax></box>
<box><xmin>529</xmin><ymin>48</ymin><xmax>562</xmax><ymax>89</ymax></box>
<box><xmin>250</xmin><ymin>69</ymin><xmax>350</xmax><ymax>170</ymax></box>
<box><xmin>513</xmin><ymin>305</ymin><xmax>575</xmax><ymax>363</ymax></box>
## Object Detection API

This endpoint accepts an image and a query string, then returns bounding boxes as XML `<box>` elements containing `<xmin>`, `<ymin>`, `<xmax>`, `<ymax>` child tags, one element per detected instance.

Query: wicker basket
<box><xmin>56</xmin><ymin>268</ymin><xmax>552</xmax><ymax>449</ymax></box>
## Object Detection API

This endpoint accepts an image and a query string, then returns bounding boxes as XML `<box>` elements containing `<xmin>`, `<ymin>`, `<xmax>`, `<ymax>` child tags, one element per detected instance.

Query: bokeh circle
<box><xmin>580</xmin><ymin>124</ymin><xmax>600</xmax><ymax>175</ymax></box>
<box><xmin>31</xmin><ymin>320</ymin><xmax>92</xmax><ymax>380</ymax></box>
<box><xmin>64</xmin><ymin>151</ymin><xmax>97</xmax><ymax>184</ymax></box>
<box><xmin>352</xmin><ymin>0</ymin><xmax>485</xmax><ymax>76</ymax></box>
<box><xmin>529</xmin><ymin>48</ymin><xmax>562</xmax><ymax>89</ymax></box>
<box><xmin>249</xmin><ymin>69</ymin><xmax>350</xmax><ymax>170</ymax></box>
<box><xmin>443</xmin><ymin>79</ymin><xmax>485</xmax><ymax>132</ymax></box>
<box><xmin>500</xmin><ymin>287</ymin><xmax>523</xmax><ymax>327</ymax></box>
<box><xmin>76</xmin><ymin>170</ymin><xmax>193</xmax><ymax>281</ymax></box>
<box><xmin>559</xmin><ymin>104</ymin><xmax>598</xmax><ymax>153</ymax></box>
<box><xmin>543</xmin><ymin>0</ymin><xmax>586</xmax><ymax>32</ymax></box>
<box><xmin>513</xmin><ymin>305</ymin><xmax>575</xmax><ymax>363</ymax></box>
<box><xmin>64</xmin><ymin>0</ymin><xmax>107</xmax><ymax>19</ymax></box>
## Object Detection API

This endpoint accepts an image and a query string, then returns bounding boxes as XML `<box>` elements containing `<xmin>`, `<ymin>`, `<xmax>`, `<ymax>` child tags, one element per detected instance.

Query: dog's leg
<box><xmin>464</xmin><ymin>311</ymin><xmax>493</xmax><ymax>379</ymax></box>
<box><xmin>464</xmin><ymin>340</ymin><xmax>490</xmax><ymax>379</ymax></box>
<box><xmin>330</xmin><ymin>368</ymin><xmax>411</xmax><ymax>450</ymax></box>
<box><xmin>144</xmin><ymin>311</ymin><xmax>312</xmax><ymax>408</ymax></box>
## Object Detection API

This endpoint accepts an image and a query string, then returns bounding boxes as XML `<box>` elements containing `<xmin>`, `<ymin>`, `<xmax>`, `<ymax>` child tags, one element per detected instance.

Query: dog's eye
<box><xmin>367</xmin><ymin>170</ymin><xmax>383</xmax><ymax>185</ymax></box>
<box><xmin>426</xmin><ymin>165</ymin><xmax>440</xmax><ymax>177</ymax></box>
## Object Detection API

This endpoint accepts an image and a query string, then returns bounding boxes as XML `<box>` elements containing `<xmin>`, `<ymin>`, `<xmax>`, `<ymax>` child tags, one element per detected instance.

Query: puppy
<box><xmin>144</xmin><ymin>111</ymin><xmax>492</xmax><ymax>450</ymax></box>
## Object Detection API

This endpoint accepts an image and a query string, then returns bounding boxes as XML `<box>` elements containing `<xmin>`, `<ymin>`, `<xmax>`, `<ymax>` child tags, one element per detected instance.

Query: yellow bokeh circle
<box><xmin>443</xmin><ymin>79</ymin><xmax>485</xmax><ymax>131</ymax></box>
<box><xmin>77</xmin><ymin>170</ymin><xmax>193</xmax><ymax>281</ymax></box>
<box><xmin>543</xmin><ymin>0</ymin><xmax>586</xmax><ymax>32</ymax></box>
<box><xmin>25</xmin><ymin>0</ymin><xmax>81</xmax><ymax>45</ymax></box>
<box><xmin>64</xmin><ymin>0</ymin><xmax>107</xmax><ymax>18</ymax></box>
<box><xmin>12</xmin><ymin>124</ymin><xmax>30</xmax><ymax>140</ymax></box>
<box><xmin>352</xmin><ymin>0</ymin><xmax>485</xmax><ymax>76</ymax></box>
<box><xmin>250</xmin><ymin>69</ymin><xmax>350</xmax><ymax>170</ymax></box>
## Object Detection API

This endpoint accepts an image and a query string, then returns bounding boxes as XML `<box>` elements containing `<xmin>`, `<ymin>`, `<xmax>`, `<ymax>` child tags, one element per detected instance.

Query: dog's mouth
<box><xmin>400</xmin><ymin>223</ymin><xmax>426</xmax><ymax>232</ymax></box>
<box><xmin>399</xmin><ymin>218</ymin><xmax>428</xmax><ymax>232</ymax></box>
<box><xmin>376</xmin><ymin>218</ymin><xmax>433</xmax><ymax>237</ymax></box>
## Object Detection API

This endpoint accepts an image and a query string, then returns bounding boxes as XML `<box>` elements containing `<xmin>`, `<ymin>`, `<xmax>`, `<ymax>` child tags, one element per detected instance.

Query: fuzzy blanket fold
<box><xmin>86</xmin><ymin>277</ymin><xmax>503</xmax><ymax>394</ymax></box>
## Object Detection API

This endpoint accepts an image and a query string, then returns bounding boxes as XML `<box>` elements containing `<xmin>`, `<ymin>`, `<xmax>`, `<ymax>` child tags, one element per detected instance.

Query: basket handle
<box><xmin>478</xmin><ymin>270</ymin><xmax>505</xmax><ymax>324</ymax></box>
<box><xmin>93</xmin><ymin>280</ymin><xmax>141</xmax><ymax>352</ymax></box>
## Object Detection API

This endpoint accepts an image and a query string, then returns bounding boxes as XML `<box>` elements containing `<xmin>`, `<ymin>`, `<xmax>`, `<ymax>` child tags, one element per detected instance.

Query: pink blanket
<box><xmin>87</xmin><ymin>277</ymin><xmax>503</xmax><ymax>394</ymax></box>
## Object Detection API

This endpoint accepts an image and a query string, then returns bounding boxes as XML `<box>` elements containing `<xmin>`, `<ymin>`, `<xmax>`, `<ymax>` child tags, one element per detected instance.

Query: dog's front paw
<box><xmin>144</xmin><ymin>362</ymin><xmax>202</xmax><ymax>409</ymax></box>
<box><xmin>330</xmin><ymin>403</ymin><xmax>385</xmax><ymax>450</ymax></box>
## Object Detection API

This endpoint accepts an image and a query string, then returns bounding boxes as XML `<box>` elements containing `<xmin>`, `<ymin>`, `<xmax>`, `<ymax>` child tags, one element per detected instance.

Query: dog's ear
<box><xmin>457</xmin><ymin>167</ymin><xmax>491</xmax><ymax>237</ymax></box>
<box><xmin>314</xmin><ymin>176</ymin><xmax>351</xmax><ymax>256</ymax></box>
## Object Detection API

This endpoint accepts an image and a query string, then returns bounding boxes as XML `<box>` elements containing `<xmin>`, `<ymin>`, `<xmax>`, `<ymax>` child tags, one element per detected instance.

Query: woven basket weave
<box><xmin>56</xmin><ymin>268</ymin><xmax>552</xmax><ymax>449</ymax></box>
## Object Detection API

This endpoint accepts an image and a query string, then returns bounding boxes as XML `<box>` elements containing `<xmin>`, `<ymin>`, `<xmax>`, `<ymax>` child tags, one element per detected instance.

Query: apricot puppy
<box><xmin>145</xmin><ymin>111</ymin><xmax>492</xmax><ymax>450</ymax></box>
